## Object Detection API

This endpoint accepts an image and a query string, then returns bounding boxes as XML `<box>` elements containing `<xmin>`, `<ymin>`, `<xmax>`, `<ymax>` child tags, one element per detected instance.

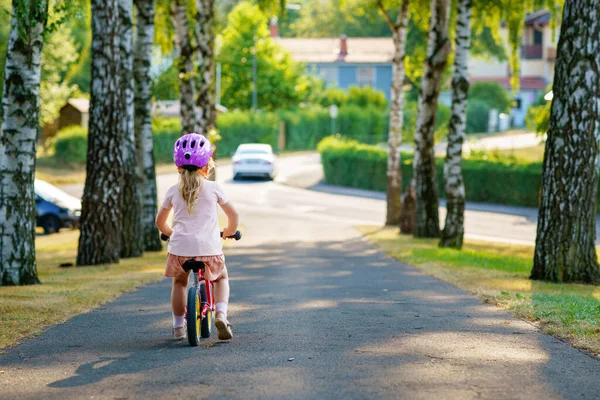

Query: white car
<box><xmin>232</xmin><ymin>144</ymin><xmax>277</xmax><ymax>180</ymax></box>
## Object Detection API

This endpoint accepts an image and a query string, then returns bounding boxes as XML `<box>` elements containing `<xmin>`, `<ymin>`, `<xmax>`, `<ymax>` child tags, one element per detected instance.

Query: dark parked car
<box><xmin>35</xmin><ymin>180</ymin><xmax>81</xmax><ymax>234</ymax></box>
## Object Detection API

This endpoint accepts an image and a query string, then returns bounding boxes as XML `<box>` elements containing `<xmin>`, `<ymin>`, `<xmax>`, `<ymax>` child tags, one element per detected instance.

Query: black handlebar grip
<box><xmin>220</xmin><ymin>230</ymin><xmax>242</xmax><ymax>240</ymax></box>
<box><xmin>160</xmin><ymin>233</ymin><xmax>170</xmax><ymax>241</ymax></box>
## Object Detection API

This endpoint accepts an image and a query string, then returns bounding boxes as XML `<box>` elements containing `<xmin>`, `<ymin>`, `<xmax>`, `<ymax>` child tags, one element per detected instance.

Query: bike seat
<box><xmin>182</xmin><ymin>259</ymin><xmax>206</xmax><ymax>273</ymax></box>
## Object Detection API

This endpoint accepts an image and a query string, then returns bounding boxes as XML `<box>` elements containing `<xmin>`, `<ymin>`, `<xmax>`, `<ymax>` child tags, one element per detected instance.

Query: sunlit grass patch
<box><xmin>359</xmin><ymin>226</ymin><xmax>600</xmax><ymax>356</ymax></box>
<box><xmin>0</xmin><ymin>230</ymin><xmax>167</xmax><ymax>350</ymax></box>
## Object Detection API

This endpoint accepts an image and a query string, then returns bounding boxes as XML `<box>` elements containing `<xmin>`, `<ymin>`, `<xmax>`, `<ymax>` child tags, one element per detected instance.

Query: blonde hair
<box><xmin>179</xmin><ymin>158</ymin><xmax>215</xmax><ymax>214</ymax></box>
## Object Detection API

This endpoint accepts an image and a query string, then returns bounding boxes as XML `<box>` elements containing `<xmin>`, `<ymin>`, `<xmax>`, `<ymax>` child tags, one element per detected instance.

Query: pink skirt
<box><xmin>165</xmin><ymin>253</ymin><xmax>226</xmax><ymax>281</ymax></box>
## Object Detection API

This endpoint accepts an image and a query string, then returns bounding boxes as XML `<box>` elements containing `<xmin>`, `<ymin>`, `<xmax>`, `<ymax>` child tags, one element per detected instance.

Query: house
<box><xmin>275</xmin><ymin>34</ymin><xmax>394</xmax><ymax>99</ymax></box>
<box><xmin>42</xmin><ymin>98</ymin><xmax>90</xmax><ymax>140</ymax></box>
<box><xmin>275</xmin><ymin>10</ymin><xmax>558</xmax><ymax>128</ymax></box>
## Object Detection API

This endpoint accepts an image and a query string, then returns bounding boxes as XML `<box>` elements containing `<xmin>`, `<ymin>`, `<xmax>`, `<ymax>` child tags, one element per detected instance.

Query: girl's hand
<box><xmin>222</xmin><ymin>227</ymin><xmax>236</xmax><ymax>239</ymax></box>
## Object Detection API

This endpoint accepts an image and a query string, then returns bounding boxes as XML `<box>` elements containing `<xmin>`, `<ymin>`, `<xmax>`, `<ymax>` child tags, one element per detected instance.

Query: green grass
<box><xmin>359</xmin><ymin>227</ymin><xmax>600</xmax><ymax>356</ymax></box>
<box><xmin>0</xmin><ymin>230</ymin><xmax>167</xmax><ymax>350</ymax></box>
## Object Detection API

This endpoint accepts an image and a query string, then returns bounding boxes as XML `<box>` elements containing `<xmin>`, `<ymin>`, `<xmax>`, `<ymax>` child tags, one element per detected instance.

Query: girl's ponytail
<box><xmin>178</xmin><ymin>158</ymin><xmax>215</xmax><ymax>214</ymax></box>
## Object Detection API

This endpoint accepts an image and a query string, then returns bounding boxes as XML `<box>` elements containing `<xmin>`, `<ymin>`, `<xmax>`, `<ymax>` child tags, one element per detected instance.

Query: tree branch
<box><xmin>377</xmin><ymin>0</ymin><xmax>397</xmax><ymax>33</ymax></box>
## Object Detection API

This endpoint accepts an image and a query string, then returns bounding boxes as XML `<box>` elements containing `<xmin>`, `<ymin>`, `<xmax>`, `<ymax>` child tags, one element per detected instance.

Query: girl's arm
<box><xmin>155</xmin><ymin>207</ymin><xmax>174</xmax><ymax>237</ymax></box>
<box><xmin>220</xmin><ymin>201</ymin><xmax>239</xmax><ymax>238</ymax></box>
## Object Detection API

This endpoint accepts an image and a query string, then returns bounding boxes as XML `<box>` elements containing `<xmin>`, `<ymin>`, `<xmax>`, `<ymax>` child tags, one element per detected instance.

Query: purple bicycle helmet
<box><xmin>173</xmin><ymin>133</ymin><xmax>213</xmax><ymax>170</ymax></box>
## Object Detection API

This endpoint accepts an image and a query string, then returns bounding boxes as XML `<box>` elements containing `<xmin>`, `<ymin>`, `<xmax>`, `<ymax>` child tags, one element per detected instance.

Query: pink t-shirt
<box><xmin>161</xmin><ymin>181</ymin><xmax>228</xmax><ymax>257</ymax></box>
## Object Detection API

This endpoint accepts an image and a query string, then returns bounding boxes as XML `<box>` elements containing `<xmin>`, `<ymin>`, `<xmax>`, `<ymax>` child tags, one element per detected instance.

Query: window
<box><xmin>357</xmin><ymin>67</ymin><xmax>376</xmax><ymax>87</ymax></box>
<box><xmin>319</xmin><ymin>67</ymin><xmax>338</xmax><ymax>87</ymax></box>
<box><xmin>513</xmin><ymin>98</ymin><xmax>522</xmax><ymax>109</ymax></box>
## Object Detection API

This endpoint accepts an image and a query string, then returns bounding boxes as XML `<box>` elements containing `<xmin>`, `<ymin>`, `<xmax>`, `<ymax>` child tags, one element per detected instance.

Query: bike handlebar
<box><xmin>160</xmin><ymin>230</ymin><xmax>242</xmax><ymax>241</ymax></box>
<box><xmin>221</xmin><ymin>230</ymin><xmax>242</xmax><ymax>240</ymax></box>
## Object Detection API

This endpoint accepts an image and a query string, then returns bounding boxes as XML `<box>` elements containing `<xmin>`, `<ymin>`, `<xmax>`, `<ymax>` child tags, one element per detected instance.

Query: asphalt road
<box><xmin>3</xmin><ymin>154</ymin><xmax>600</xmax><ymax>399</ymax></box>
<box><xmin>59</xmin><ymin>152</ymin><xmax>600</xmax><ymax>245</ymax></box>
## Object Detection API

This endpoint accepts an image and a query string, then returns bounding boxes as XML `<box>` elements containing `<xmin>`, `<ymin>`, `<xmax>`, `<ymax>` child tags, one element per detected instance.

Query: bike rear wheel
<box><xmin>200</xmin><ymin>282</ymin><xmax>212</xmax><ymax>338</ymax></box>
<box><xmin>186</xmin><ymin>286</ymin><xmax>200</xmax><ymax>346</ymax></box>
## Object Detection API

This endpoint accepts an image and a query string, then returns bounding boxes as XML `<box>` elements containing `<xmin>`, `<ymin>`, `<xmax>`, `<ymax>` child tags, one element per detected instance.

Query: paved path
<box><xmin>3</xmin><ymin>158</ymin><xmax>600</xmax><ymax>399</ymax></box>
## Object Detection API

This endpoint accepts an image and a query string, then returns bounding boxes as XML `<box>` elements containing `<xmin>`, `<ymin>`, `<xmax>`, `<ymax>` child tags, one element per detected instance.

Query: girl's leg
<box><xmin>213</xmin><ymin>267</ymin><xmax>233</xmax><ymax>340</ymax></box>
<box><xmin>213</xmin><ymin>266</ymin><xmax>230</xmax><ymax>305</ymax></box>
<box><xmin>171</xmin><ymin>272</ymin><xmax>190</xmax><ymax>323</ymax></box>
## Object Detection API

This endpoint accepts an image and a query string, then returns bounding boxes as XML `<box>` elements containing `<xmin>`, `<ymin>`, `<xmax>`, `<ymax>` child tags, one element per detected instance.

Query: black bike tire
<box><xmin>186</xmin><ymin>286</ymin><xmax>200</xmax><ymax>346</ymax></box>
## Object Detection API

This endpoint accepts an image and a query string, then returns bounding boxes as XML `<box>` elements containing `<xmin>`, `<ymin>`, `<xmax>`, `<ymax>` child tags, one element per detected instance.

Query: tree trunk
<box><xmin>118</xmin><ymin>0</ymin><xmax>144</xmax><ymax>259</ymax></box>
<box><xmin>384</xmin><ymin>0</ymin><xmax>409</xmax><ymax>226</ymax></box>
<box><xmin>439</xmin><ymin>0</ymin><xmax>472</xmax><ymax>249</ymax></box>
<box><xmin>134</xmin><ymin>0</ymin><xmax>162</xmax><ymax>252</ymax></box>
<box><xmin>0</xmin><ymin>0</ymin><xmax>48</xmax><ymax>286</ymax></box>
<box><xmin>194</xmin><ymin>0</ymin><xmax>216</xmax><ymax>136</ymax></box>
<box><xmin>412</xmin><ymin>0</ymin><xmax>451</xmax><ymax>238</ymax></box>
<box><xmin>77</xmin><ymin>0</ymin><xmax>125</xmax><ymax>266</ymax></box>
<box><xmin>531</xmin><ymin>0</ymin><xmax>600</xmax><ymax>284</ymax></box>
<box><xmin>172</xmin><ymin>0</ymin><xmax>198</xmax><ymax>135</ymax></box>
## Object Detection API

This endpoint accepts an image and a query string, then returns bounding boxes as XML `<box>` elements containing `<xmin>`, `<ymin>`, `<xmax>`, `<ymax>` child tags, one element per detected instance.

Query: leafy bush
<box><xmin>469</xmin><ymin>81</ymin><xmax>511</xmax><ymax>113</ymax></box>
<box><xmin>526</xmin><ymin>102</ymin><xmax>551</xmax><ymax>134</ymax></box>
<box><xmin>466</xmin><ymin>99</ymin><xmax>490</xmax><ymax>134</ymax></box>
<box><xmin>52</xmin><ymin>126</ymin><xmax>88</xmax><ymax>164</ymax></box>
<box><xmin>317</xmin><ymin>86</ymin><xmax>387</xmax><ymax>110</ymax></box>
<box><xmin>317</xmin><ymin>88</ymin><xmax>349</xmax><ymax>108</ymax></box>
<box><xmin>318</xmin><ymin>135</ymin><xmax>549</xmax><ymax>207</ymax></box>
<box><xmin>217</xmin><ymin>111</ymin><xmax>279</xmax><ymax>156</ymax></box>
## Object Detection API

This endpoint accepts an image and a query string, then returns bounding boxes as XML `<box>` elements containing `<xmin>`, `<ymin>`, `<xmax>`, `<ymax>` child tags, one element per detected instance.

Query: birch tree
<box><xmin>377</xmin><ymin>0</ymin><xmax>409</xmax><ymax>226</ymax></box>
<box><xmin>194</xmin><ymin>0</ymin><xmax>216</xmax><ymax>135</ymax></box>
<box><xmin>118</xmin><ymin>0</ymin><xmax>144</xmax><ymax>259</ymax></box>
<box><xmin>134</xmin><ymin>0</ymin><xmax>162</xmax><ymax>252</ymax></box>
<box><xmin>531</xmin><ymin>0</ymin><xmax>600</xmax><ymax>283</ymax></box>
<box><xmin>77</xmin><ymin>0</ymin><xmax>125</xmax><ymax>266</ymax></box>
<box><xmin>412</xmin><ymin>0</ymin><xmax>451</xmax><ymax>238</ymax></box>
<box><xmin>439</xmin><ymin>0</ymin><xmax>472</xmax><ymax>249</ymax></box>
<box><xmin>0</xmin><ymin>0</ymin><xmax>48</xmax><ymax>285</ymax></box>
<box><xmin>172</xmin><ymin>0</ymin><xmax>199</xmax><ymax>135</ymax></box>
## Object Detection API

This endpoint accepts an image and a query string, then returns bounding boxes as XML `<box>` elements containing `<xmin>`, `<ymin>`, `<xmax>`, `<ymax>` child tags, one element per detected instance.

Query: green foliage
<box><xmin>317</xmin><ymin>88</ymin><xmax>349</xmax><ymax>108</ymax></box>
<box><xmin>64</xmin><ymin>0</ymin><xmax>90</xmax><ymax>92</ymax></box>
<box><xmin>217</xmin><ymin>111</ymin><xmax>279</xmax><ymax>156</ymax></box>
<box><xmin>466</xmin><ymin>99</ymin><xmax>490</xmax><ymax>134</ymax></box>
<box><xmin>218</xmin><ymin>2</ymin><xmax>311</xmax><ymax>110</ymax></box>
<box><xmin>287</xmin><ymin>0</ymin><xmax>393</xmax><ymax>38</ymax></box>
<box><xmin>318</xmin><ymin>136</ymin><xmax>554</xmax><ymax>208</ymax></box>
<box><xmin>0</xmin><ymin>0</ymin><xmax>10</xmax><ymax>100</ymax></box>
<box><xmin>151</xmin><ymin>63</ymin><xmax>180</xmax><ymax>100</ymax></box>
<box><xmin>469</xmin><ymin>82</ymin><xmax>511</xmax><ymax>113</ymax></box>
<box><xmin>526</xmin><ymin>102</ymin><xmax>551</xmax><ymax>135</ymax></box>
<box><xmin>40</xmin><ymin>23</ymin><xmax>78</xmax><ymax>125</ymax></box>
<box><xmin>317</xmin><ymin>86</ymin><xmax>387</xmax><ymax>110</ymax></box>
<box><xmin>52</xmin><ymin>125</ymin><xmax>88</xmax><ymax>164</ymax></box>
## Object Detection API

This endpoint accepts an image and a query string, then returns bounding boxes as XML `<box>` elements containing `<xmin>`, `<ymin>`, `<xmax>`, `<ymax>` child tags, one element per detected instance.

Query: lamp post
<box><xmin>252</xmin><ymin>36</ymin><xmax>258</xmax><ymax>113</ymax></box>
<box><xmin>329</xmin><ymin>104</ymin><xmax>338</xmax><ymax>135</ymax></box>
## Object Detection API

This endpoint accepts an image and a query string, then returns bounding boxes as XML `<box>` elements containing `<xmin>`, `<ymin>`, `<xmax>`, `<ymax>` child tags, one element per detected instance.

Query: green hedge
<box><xmin>317</xmin><ymin>136</ymin><xmax>546</xmax><ymax>208</ymax></box>
<box><xmin>48</xmin><ymin>103</ymin><xmax>453</xmax><ymax>165</ymax></box>
<box><xmin>52</xmin><ymin>126</ymin><xmax>88</xmax><ymax>164</ymax></box>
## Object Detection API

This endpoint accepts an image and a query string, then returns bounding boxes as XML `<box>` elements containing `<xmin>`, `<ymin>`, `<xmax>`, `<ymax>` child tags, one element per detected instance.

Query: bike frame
<box><xmin>192</xmin><ymin>269</ymin><xmax>214</xmax><ymax>320</ymax></box>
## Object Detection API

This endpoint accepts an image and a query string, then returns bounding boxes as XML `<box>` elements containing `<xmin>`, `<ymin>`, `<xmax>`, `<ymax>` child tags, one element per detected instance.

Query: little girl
<box><xmin>155</xmin><ymin>133</ymin><xmax>238</xmax><ymax>341</ymax></box>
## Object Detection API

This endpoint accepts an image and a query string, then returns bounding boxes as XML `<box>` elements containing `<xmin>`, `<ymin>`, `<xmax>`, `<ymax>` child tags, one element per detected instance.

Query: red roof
<box><xmin>470</xmin><ymin>76</ymin><xmax>548</xmax><ymax>91</ymax></box>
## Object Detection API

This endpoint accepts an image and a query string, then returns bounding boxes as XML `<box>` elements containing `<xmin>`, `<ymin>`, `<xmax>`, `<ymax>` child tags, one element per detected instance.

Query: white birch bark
<box><xmin>77</xmin><ymin>0</ymin><xmax>125</xmax><ymax>266</ymax></box>
<box><xmin>134</xmin><ymin>0</ymin><xmax>162</xmax><ymax>252</ymax></box>
<box><xmin>119</xmin><ymin>0</ymin><xmax>144</xmax><ymax>258</ymax></box>
<box><xmin>413</xmin><ymin>0</ymin><xmax>452</xmax><ymax>238</ymax></box>
<box><xmin>194</xmin><ymin>0</ymin><xmax>216</xmax><ymax>136</ymax></box>
<box><xmin>383</xmin><ymin>0</ymin><xmax>409</xmax><ymax>226</ymax></box>
<box><xmin>532</xmin><ymin>0</ymin><xmax>600</xmax><ymax>283</ymax></box>
<box><xmin>172</xmin><ymin>0</ymin><xmax>199</xmax><ymax>134</ymax></box>
<box><xmin>440</xmin><ymin>0</ymin><xmax>472</xmax><ymax>249</ymax></box>
<box><xmin>0</xmin><ymin>0</ymin><xmax>48</xmax><ymax>285</ymax></box>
